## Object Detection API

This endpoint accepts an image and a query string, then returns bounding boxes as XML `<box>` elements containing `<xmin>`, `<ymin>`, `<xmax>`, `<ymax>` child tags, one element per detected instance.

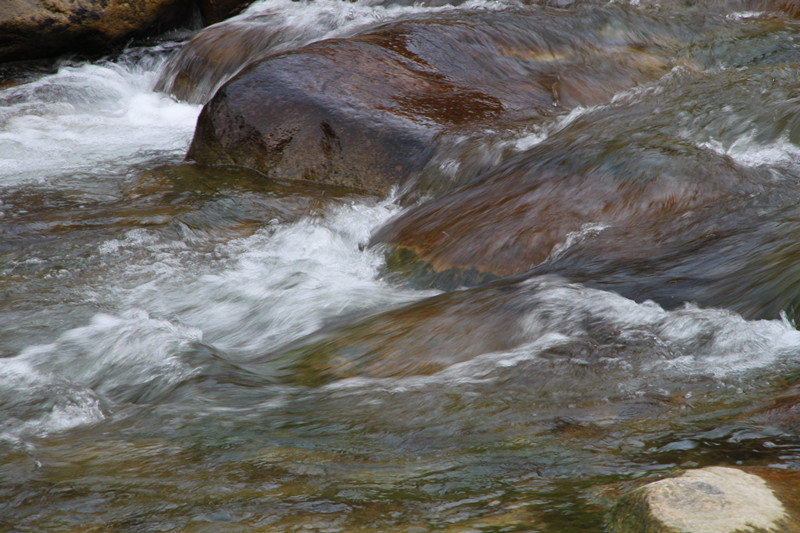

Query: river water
<box><xmin>2</xmin><ymin>0</ymin><xmax>800</xmax><ymax>531</ymax></box>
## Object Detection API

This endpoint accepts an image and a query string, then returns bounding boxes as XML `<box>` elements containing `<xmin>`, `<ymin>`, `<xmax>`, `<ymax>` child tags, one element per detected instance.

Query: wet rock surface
<box><xmin>0</xmin><ymin>0</ymin><xmax>195</xmax><ymax>62</ymax></box>
<box><xmin>370</xmin><ymin>30</ymin><xmax>800</xmax><ymax>319</ymax></box>
<box><xmin>186</xmin><ymin>37</ymin><xmax>443</xmax><ymax>194</ymax></box>
<box><xmin>371</xmin><ymin>133</ymin><xmax>800</xmax><ymax>319</ymax></box>
<box><xmin>184</xmin><ymin>7</ymin><xmax>678</xmax><ymax>193</ymax></box>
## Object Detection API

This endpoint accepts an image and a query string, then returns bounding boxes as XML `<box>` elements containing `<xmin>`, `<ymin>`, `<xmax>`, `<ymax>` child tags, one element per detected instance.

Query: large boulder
<box><xmin>185</xmin><ymin>37</ymin><xmax>446</xmax><ymax>194</ymax></box>
<box><xmin>608</xmin><ymin>467</ymin><xmax>800</xmax><ymax>533</ymax></box>
<box><xmin>184</xmin><ymin>9</ymin><xmax>676</xmax><ymax>193</ymax></box>
<box><xmin>0</xmin><ymin>0</ymin><xmax>196</xmax><ymax>62</ymax></box>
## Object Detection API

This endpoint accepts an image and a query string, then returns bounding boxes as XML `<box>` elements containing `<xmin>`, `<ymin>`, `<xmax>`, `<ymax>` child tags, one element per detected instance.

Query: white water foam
<box><xmin>0</xmin><ymin>357</ymin><xmax>106</xmax><ymax>443</ymax></box>
<box><xmin>0</xmin><ymin>54</ymin><xmax>200</xmax><ymax>188</ymax></box>
<box><xmin>0</xmin><ymin>308</ymin><xmax>207</xmax><ymax>441</ymax></box>
<box><xmin>546</xmin><ymin>223</ymin><xmax>608</xmax><ymax>261</ymax></box>
<box><xmin>727</xmin><ymin>11</ymin><xmax>767</xmax><ymax>21</ymax></box>
<box><xmin>97</xmin><ymin>196</ymin><xmax>434</xmax><ymax>360</ymax></box>
<box><xmin>236</xmin><ymin>0</ymin><xmax>517</xmax><ymax>32</ymax></box>
<box><xmin>698</xmin><ymin>133</ymin><xmax>800</xmax><ymax>170</ymax></box>
<box><xmin>0</xmin><ymin>196</ymin><xmax>436</xmax><ymax>440</ymax></box>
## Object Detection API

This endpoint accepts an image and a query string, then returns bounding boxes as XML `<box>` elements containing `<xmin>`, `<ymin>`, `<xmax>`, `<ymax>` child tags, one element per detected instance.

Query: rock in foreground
<box><xmin>608</xmin><ymin>466</ymin><xmax>800</xmax><ymax>533</ymax></box>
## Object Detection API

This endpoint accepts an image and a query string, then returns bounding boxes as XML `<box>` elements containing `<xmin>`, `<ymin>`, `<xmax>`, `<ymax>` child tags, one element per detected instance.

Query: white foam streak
<box><xmin>238</xmin><ymin>0</ymin><xmax>515</xmax><ymax>29</ymax></box>
<box><xmin>698</xmin><ymin>133</ymin><xmax>800</xmax><ymax>169</ymax></box>
<box><xmin>547</xmin><ymin>223</ymin><xmax>608</xmax><ymax>261</ymax></box>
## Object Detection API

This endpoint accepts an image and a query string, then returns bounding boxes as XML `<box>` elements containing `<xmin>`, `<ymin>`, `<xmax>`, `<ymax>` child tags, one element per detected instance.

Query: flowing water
<box><xmin>2</xmin><ymin>1</ymin><xmax>800</xmax><ymax>531</ymax></box>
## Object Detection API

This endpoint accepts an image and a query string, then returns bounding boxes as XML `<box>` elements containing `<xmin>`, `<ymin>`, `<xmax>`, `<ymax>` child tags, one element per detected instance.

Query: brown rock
<box><xmin>184</xmin><ymin>10</ymin><xmax>676</xmax><ymax>193</ymax></box>
<box><xmin>372</xmin><ymin>140</ymin><xmax>757</xmax><ymax>284</ymax></box>
<box><xmin>0</xmin><ymin>0</ymin><xmax>195</xmax><ymax>62</ymax></box>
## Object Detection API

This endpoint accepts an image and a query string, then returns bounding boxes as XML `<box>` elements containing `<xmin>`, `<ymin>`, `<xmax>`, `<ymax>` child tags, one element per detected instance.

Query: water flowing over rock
<box><xmin>370</xmin><ymin>27</ymin><xmax>800</xmax><ymax>319</ymax></box>
<box><xmin>185</xmin><ymin>7</ymin><xmax>678</xmax><ymax>192</ymax></box>
<box><xmin>6</xmin><ymin>0</ymin><xmax>800</xmax><ymax>530</ymax></box>
<box><xmin>0</xmin><ymin>0</ymin><xmax>196</xmax><ymax>62</ymax></box>
<box><xmin>608</xmin><ymin>467</ymin><xmax>800</xmax><ymax>533</ymax></box>
<box><xmin>185</xmin><ymin>37</ymin><xmax>442</xmax><ymax>194</ymax></box>
<box><xmin>371</xmin><ymin>135</ymin><xmax>800</xmax><ymax>317</ymax></box>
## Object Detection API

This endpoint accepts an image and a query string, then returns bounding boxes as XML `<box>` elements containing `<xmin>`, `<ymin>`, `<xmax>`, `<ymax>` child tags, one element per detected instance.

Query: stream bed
<box><xmin>2</xmin><ymin>0</ymin><xmax>800</xmax><ymax>531</ymax></box>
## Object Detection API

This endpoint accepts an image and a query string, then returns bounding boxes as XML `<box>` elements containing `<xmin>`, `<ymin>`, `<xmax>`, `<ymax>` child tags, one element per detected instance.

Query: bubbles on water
<box><xmin>0</xmin><ymin>357</ymin><xmax>106</xmax><ymax>443</ymax></box>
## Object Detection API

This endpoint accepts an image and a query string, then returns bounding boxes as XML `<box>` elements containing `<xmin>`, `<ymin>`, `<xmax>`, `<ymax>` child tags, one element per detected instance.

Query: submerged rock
<box><xmin>608</xmin><ymin>466</ymin><xmax>800</xmax><ymax>533</ymax></box>
<box><xmin>372</xmin><ymin>139</ymin><xmax>762</xmax><ymax>285</ymax></box>
<box><xmin>0</xmin><ymin>0</ymin><xmax>195</xmax><ymax>62</ymax></box>
<box><xmin>184</xmin><ymin>8</ymin><xmax>676</xmax><ymax>193</ymax></box>
<box><xmin>270</xmin><ymin>278</ymin><xmax>532</xmax><ymax>386</ymax></box>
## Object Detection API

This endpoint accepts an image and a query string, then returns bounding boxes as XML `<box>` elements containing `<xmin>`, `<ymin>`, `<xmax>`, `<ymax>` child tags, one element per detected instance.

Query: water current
<box><xmin>2</xmin><ymin>0</ymin><xmax>800</xmax><ymax>531</ymax></box>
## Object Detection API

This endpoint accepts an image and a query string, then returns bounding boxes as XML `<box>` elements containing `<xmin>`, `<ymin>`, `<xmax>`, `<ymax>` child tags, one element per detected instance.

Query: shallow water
<box><xmin>2</xmin><ymin>1</ymin><xmax>800</xmax><ymax>531</ymax></box>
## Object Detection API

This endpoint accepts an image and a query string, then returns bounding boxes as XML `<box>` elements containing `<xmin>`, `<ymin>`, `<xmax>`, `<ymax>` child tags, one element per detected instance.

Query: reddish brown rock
<box><xmin>184</xmin><ymin>10</ymin><xmax>676</xmax><ymax>193</ymax></box>
<box><xmin>0</xmin><ymin>0</ymin><xmax>195</xmax><ymax>62</ymax></box>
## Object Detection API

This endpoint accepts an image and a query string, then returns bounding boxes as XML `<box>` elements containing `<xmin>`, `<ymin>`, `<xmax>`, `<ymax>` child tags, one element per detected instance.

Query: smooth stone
<box><xmin>608</xmin><ymin>467</ymin><xmax>795</xmax><ymax>533</ymax></box>
<box><xmin>371</xmin><ymin>140</ymin><xmax>763</xmax><ymax>285</ymax></box>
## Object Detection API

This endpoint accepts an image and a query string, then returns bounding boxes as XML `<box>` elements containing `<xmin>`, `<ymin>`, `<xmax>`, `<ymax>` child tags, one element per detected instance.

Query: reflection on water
<box><xmin>2</xmin><ymin>0</ymin><xmax>800</xmax><ymax>531</ymax></box>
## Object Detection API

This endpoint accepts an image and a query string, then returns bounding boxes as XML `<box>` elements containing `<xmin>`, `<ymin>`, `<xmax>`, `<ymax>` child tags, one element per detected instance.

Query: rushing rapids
<box><xmin>2</xmin><ymin>0</ymin><xmax>800</xmax><ymax>530</ymax></box>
